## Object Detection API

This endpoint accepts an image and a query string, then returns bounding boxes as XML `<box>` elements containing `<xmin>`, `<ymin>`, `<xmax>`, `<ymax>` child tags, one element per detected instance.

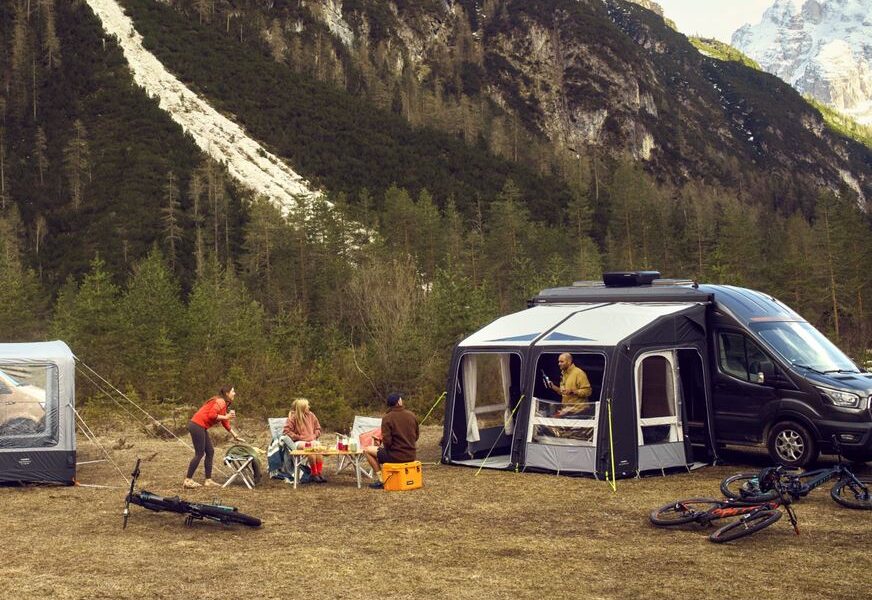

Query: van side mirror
<box><xmin>756</xmin><ymin>362</ymin><xmax>776</xmax><ymax>385</ymax></box>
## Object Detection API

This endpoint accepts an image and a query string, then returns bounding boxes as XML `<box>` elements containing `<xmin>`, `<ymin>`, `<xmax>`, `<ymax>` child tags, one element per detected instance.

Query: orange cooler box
<box><xmin>382</xmin><ymin>461</ymin><xmax>423</xmax><ymax>491</ymax></box>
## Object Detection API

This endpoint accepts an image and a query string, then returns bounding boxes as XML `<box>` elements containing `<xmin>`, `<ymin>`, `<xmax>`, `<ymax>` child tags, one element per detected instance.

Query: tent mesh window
<box><xmin>0</xmin><ymin>364</ymin><xmax>59</xmax><ymax>448</ymax></box>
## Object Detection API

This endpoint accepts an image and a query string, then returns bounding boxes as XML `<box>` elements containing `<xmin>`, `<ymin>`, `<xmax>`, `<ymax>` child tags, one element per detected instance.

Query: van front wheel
<box><xmin>767</xmin><ymin>421</ymin><xmax>817</xmax><ymax>468</ymax></box>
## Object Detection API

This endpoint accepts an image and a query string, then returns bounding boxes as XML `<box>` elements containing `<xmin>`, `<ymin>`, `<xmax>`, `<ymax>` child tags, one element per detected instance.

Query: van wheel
<box><xmin>767</xmin><ymin>421</ymin><xmax>817</xmax><ymax>468</ymax></box>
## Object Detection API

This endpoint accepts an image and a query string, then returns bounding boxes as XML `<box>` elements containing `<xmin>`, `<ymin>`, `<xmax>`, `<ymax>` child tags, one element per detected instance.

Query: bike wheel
<box><xmin>720</xmin><ymin>473</ymin><xmax>779</xmax><ymax>502</ymax></box>
<box><xmin>650</xmin><ymin>499</ymin><xmax>721</xmax><ymax>526</ymax></box>
<box><xmin>195</xmin><ymin>504</ymin><xmax>262</xmax><ymax>527</ymax></box>
<box><xmin>709</xmin><ymin>510</ymin><xmax>782</xmax><ymax>543</ymax></box>
<box><xmin>830</xmin><ymin>476</ymin><xmax>872</xmax><ymax>510</ymax></box>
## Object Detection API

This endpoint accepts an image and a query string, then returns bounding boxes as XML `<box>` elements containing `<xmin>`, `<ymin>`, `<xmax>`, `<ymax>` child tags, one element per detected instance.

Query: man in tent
<box><xmin>547</xmin><ymin>353</ymin><xmax>592</xmax><ymax>417</ymax></box>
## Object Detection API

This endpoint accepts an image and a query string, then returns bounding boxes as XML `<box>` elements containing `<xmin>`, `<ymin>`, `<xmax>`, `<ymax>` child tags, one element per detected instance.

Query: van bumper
<box><xmin>815</xmin><ymin>419</ymin><xmax>872</xmax><ymax>459</ymax></box>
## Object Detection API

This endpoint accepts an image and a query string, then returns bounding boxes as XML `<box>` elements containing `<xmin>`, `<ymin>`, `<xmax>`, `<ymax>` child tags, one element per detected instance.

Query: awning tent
<box><xmin>442</xmin><ymin>303</ymin><xmax>717</xmax><ymax>478</ymax></box>
<box><xmin>0</xmin><ymin>341</ymin><xmax>76</xmax><ymax>484</ymax></box>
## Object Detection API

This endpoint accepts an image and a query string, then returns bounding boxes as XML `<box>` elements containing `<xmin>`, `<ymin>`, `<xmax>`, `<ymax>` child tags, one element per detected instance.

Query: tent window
<box><xmin>0</xmin><ymin>364</ymin><xmax>58</xmax><ymax>448</ymax></box>
<box><xmin>636</xmin><ymin>354</ymin><xmax>683</xmax><ymax>445</ymax></box>
<box><xmin>460</xmin><ymin>353</ymin><xmax>520</xmax><ymax>443</ymax></box>
<box><xmin>529</xmin><ymin>352</ymin><xmax>605</xmax><ymax>447</ymax></box>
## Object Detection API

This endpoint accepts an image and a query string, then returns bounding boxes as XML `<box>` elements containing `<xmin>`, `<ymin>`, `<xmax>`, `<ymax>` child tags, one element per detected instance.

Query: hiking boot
<box><xmin>183</xmin><ymin>478</ymin><xmax>202</xmax><ymax>489</ymax></box>
<box><xmin>368</xmin><ymin>481</ymin><xmax>384</xmax><ymax>489</ymax></box>
<box><xmin>204</xmin><ymin>478</ymin><xmax>221</xmax><ymax>487</ymax></box>
<box><xmin>315</xmin><ymin>475</ymin><xmax>327</xmax><ymax>484</ymax></box>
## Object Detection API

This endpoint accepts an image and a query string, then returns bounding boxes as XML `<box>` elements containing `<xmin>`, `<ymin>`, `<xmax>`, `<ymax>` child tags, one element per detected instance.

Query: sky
<box><xmin>656</xmin><ymin>0</ymin><xmax>779</xmax><ymax>43</ymax></box>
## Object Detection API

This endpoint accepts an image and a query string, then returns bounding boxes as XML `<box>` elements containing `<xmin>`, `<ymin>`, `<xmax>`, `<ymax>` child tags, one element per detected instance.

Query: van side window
<box><xmin>717</xmin><ymin>332</ymin><xmax>772</xmax><ymax>383</ymax></box>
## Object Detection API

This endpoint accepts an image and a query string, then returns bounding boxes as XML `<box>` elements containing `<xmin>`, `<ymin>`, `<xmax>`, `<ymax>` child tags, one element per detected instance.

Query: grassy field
<box><xmin>1</xmin><ymin>422</ymin><xmax>869</xmax><ymax>600</ymax></box>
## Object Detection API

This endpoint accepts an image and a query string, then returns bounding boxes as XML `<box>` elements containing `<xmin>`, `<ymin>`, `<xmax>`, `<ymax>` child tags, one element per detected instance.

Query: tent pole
<box><xmin>420</xmin><ymin>391</ymin><xmax>446</xmax><ymax>426</ymax></box>
<box><xmin>606</xmin><ymin>398</ymin><xmax>617</xmax><ymax>492</ymax></box>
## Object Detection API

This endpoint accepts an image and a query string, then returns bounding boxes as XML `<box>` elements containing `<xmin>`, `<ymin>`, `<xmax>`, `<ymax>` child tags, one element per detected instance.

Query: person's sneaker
<box><xmin>315</xmin><ymin>475</ymin><xmax>327</xmax><ymax>484</ymax></box>
<box><xmin>204</xmin><ymin>479</ymin><xmax>221</xmax><ymax>487</ymax></box>
<box><xmin>368</xmin><ymin>481</ymin><xmax>384</xmax><ymax>489</ymax></box>
<box><xmin>182</xmin><ymin>478</ymin><xmax>202</xmax><ymax>489</ymax></box>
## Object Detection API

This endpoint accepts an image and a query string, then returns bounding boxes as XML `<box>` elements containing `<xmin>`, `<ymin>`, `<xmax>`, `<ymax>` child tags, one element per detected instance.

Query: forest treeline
<box><xmin>2</xmin><ymin>163</ymin><xmax>871</xmax><ymax>427</ymax></box>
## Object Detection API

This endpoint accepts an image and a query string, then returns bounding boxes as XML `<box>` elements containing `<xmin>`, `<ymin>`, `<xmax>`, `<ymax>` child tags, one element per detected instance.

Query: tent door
<box><xmin>635</xmin><ymin>350</ymin><xmax>688</xmax><ymax>471</ymax></box>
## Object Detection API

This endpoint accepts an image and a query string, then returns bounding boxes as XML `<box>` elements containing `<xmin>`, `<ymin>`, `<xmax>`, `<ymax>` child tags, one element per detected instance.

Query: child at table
<box><xmin>283</xmin><ymin>398</ymin><xmax>326</xmax><ymax>483</ymax></box>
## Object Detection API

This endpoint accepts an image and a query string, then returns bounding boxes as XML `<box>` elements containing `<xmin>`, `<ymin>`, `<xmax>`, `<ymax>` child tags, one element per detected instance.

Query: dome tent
<box><xmin>0</xmin><ymin>341</ymin><xmax>76</xmax><ymax>484</ymax></box>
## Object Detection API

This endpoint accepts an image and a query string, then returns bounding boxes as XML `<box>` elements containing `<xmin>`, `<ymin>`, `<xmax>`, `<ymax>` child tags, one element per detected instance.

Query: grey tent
<box><xmin>0</xmin><ymin>341</ymin><xmax>76</xmax><ymax>484</ymax></box>
<box><xmin>441</xmin><ymin>300</ymin><xmax>717</xmax><ymax>478</ymax></box>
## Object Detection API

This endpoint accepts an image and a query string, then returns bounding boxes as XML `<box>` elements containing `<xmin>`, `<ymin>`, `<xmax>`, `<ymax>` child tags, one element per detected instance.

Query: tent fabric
<box><xmin>443</xmin><ymin>303</ymin><xmax>716</xmax><ymax>479</ymax></box>
<box><xmin>0</xmin><ymin>341</ymin><xmax>76</xmax><ymax>484</ymax></box>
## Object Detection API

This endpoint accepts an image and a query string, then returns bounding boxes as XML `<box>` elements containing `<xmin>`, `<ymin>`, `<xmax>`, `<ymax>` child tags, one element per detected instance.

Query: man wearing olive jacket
<box><xmin>364</xmin><ymin>392</ymin><xmax>419</xmax><ymax>489</ymax></box>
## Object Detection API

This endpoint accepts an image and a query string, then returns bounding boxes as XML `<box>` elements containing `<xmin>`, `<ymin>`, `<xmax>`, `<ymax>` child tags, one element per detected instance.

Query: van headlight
<box><xmin>816</xmin><ymin>386</ymin><xmax>862</xmax><ymax>409</ymax></box>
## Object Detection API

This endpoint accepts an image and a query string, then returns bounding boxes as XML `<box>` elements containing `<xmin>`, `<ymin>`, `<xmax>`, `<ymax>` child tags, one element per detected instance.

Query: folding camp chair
<box><xmin>222</xmin><ymin>444</ymin><xmax>263</xmax><ymax>489</ymax></box>
<box><xmin>336</xmin><ymin>415</ymin><xmax>382</xmax><ymax>479</ymax></box>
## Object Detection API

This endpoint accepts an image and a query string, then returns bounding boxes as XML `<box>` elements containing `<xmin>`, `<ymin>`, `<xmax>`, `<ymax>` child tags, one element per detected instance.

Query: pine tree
<box><xmin>50</xmin><ymin>256</ymin><xmax>124</xmax><ymax>378</ymax></box>
<box><xmin>34</xmin><ymin>127</ymin><xmax>48</xmax><ymax>185</ymax></box>
<box><xmin>120</xmin><ymin>247</ymin><xmax>185</xmax><ymax>400</ymax></box>
<box><xmin>62</xmin><ymin>120</ymin><xmax>90</xmax><ymax>210</ymax></box>
<box><xmin>161</xmin><ymin>171</ymin><xmax>183</xmax><ymax>271</ymax></box>
<box><xmin>0</xmin><ymin>209</ymin><xmax>46</xmax><ymax>340</ymax></box>
<box><xmin>40</xmin><ymin>0</ymin><xmax>61</xmax><ymax>69</ymax></box>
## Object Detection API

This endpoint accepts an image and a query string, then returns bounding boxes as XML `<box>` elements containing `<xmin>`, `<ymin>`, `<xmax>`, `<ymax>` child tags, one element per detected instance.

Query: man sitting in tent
<box><xmin>547</xmin><ymin>353</ymin><xmax>593</xmax><ymax>417</ymax></box>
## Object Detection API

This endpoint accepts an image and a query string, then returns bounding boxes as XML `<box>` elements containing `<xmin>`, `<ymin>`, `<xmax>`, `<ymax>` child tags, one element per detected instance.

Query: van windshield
<box><xmin>752</xmin><ymin>321</ymin><xmax>858</xmax><ymax>373</ymax></box>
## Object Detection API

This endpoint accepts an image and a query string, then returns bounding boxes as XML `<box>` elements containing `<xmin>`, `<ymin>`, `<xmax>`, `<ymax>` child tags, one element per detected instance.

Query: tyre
<box><xmin>720</xmin><ymin>473</ymin><xmax>779</xmax><ymax>502</ymax></box>
<box><xmin>830</xmin><ymin>476</ymin><xmax>872</xmax><ymax>510</ymax></box>
<box><xmin>195</xmin><ymin>504</ymin><xmax>262</xmax><ymax>527</ymax></box>
<box><xmin>709</xmin><ymin>510</ymin><xmax>782</xmax><ymax>543</ymax></box>
<box><xmin>767</xmin><ymin>421</ymin><xmax>817</xmax><ymax>468</ymax></box>
<box><xmin>650</xmin><ymin>499</ymin><xmax>721</xmax><ymax>526</ymax></box>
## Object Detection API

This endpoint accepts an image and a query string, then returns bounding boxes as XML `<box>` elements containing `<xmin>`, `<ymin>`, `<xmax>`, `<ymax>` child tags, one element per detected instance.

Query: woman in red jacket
<box><xmin>283</xmin><ymin>398</ymin><xmax>326</xmax><ymax>483</ymax></box>
<box><xmin>183</xmin><ymin>385</ymin><xmax>244</xmax><ymax>488</ymax></box>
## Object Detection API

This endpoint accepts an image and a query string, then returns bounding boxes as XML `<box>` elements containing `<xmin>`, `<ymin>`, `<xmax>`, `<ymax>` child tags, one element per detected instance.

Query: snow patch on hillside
<box><xmin>85</xmin><ymin>0</ymin><xmax>321</xmax><ymax>214</ymax></box>
<box><xmin>732</xmin><ymin>0</ymin><xmax>872</xmax><ymax>125</ymax></box>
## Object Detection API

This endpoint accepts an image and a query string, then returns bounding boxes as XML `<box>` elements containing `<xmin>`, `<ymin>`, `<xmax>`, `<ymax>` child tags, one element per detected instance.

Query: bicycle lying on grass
<box><xmin>720</xmin><ymin>438</ymin><xmax>871</xmax><ymax>510</ymax></box>
<box><xmin>123</xmin><ymin>459</ymin><xmax>261</xmax><ymax>529</ymax></box>
<box><xmin>650</xmin><ymin>467</ymin><xmax>799</xmax><ymax>543</ymax></box>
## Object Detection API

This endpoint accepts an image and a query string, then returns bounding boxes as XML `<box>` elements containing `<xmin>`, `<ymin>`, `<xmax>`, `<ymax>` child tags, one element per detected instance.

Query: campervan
<box><xmin>441</xmin><ymin>272</ymin><xmax>872</xmax><ymax>478</ymax></box>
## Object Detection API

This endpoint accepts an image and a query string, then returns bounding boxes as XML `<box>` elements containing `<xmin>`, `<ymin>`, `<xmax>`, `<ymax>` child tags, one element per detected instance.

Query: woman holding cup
<box><xmin>183</xmin><ymin>385</ymin><xmax>244</xmax><ymax>489</ymax></box>
<box><xmin>283</xmin><ymin>398</ymin><xmax>326</xmax><ymax>483</ymax></box>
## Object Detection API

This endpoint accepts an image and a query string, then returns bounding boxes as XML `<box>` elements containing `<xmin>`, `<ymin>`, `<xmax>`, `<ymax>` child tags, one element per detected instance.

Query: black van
<box><xmin>532</xmin><ymin>272</ymin><xmax>872</xmax><ymax>467</ymax></box>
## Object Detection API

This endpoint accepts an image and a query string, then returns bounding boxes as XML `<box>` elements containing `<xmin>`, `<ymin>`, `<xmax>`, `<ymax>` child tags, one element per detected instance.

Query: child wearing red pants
<box><xmin>283</xmin><ymin>398</ymin><xmax>326</xmax><ymax>483</ymax></box>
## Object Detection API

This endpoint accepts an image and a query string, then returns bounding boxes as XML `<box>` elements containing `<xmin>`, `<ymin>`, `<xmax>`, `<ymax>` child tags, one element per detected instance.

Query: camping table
<box><xmin>288</xmin><ymin>449</ymin><xmax>368</xmax><ymax>489</ymax></box>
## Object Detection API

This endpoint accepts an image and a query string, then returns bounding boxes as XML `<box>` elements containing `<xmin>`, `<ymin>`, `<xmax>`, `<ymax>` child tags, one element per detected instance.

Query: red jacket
<box><xmin>191</xmin><ymin>396</ymin><xmax>232</xmax><ymax>431</ymax></box>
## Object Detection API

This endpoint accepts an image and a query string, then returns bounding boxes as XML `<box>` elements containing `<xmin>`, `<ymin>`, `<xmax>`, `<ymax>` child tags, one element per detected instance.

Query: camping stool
<box><xmin>381</xmin><ymin>461</ymin><xmax>423</xmax><ymax>492</ymax></box>
<box><xmin>222</xmin><ymin>445</ymin><xmax>263</xmax><ymax>489</ymax></box>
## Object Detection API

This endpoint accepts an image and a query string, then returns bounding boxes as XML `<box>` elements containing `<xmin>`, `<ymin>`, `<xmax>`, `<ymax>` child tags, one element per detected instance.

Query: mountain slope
<box><xmin>732</xmin><ymin>0</ymin><xmax>872</xmax><ymax>126</ymax></box>
<box><xmin>145</xmin><ymin>0</ymin><xmax>871</xmax><ymax>205</ymax></box>
<box><xmin>85</xmin><ymin>0</ymin><xmax>319</xmax><ymax>212</ymax></box>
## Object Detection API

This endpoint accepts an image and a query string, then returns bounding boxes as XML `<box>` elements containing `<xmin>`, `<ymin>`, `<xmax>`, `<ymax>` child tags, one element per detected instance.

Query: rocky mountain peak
<box><xmin>732</xmin><ymin>0</ymin><xmax>872</xmax><ymax>124</ymax></box>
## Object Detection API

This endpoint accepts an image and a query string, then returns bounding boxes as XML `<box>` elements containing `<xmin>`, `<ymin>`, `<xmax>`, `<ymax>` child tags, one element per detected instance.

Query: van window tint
<box><xmin>717</xmin><ymin>333</ymin><xmax>772</xmax><ymax>383</ymax></box>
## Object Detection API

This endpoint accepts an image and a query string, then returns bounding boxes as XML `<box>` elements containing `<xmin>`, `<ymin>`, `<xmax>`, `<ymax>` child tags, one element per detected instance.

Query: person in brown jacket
<box><xmin>365</xmin><ymin>392</ymin><xmax>419</xmax><ymax>489</ymax></box>
<box><xmin>283</xmin><ymin>398</ymin><xmax>326</xmax><ymax>483</ymax></box>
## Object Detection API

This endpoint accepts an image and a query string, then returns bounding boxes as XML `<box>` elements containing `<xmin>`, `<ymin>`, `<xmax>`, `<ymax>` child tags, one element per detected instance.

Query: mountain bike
<box><xmin>122</xmin><ymin>459</ymin><xmax>262</xmax><ymax>528</ymax></box>
<box><xmin>650</xmin><ymin>467</ymin><xmax>799</xmax><ymax>543</ymax></box>
<box><xmin>720</xmin><ymin>438</ymin><xmax>872</xmax><ymax>510</ymax></box>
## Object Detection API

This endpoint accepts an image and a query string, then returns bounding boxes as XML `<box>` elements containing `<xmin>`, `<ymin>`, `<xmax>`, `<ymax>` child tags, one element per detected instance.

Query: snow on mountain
<box><xmin>85</xmin><ymin>0</ymin><xmax>321</xmax><ymax>214</ymax></box>
<box><xmin>731</xmin><ymin>0</ymin><xmax>872</xmax><ymax>125</ymax></box>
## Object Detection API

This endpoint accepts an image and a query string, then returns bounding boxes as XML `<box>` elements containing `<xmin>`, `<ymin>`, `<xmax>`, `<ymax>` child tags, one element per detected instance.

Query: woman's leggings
<box><xmin>186</xmin><ymin>422</ymin><xmax>214</xmax><ymax>479</ymax></box>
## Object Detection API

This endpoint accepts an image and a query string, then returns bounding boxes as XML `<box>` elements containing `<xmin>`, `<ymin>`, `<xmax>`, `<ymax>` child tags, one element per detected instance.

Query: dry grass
<box><xmin>1</xmin><ymin>422</ymin><xmax>870</xmax><ymax>600</ymax></box>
